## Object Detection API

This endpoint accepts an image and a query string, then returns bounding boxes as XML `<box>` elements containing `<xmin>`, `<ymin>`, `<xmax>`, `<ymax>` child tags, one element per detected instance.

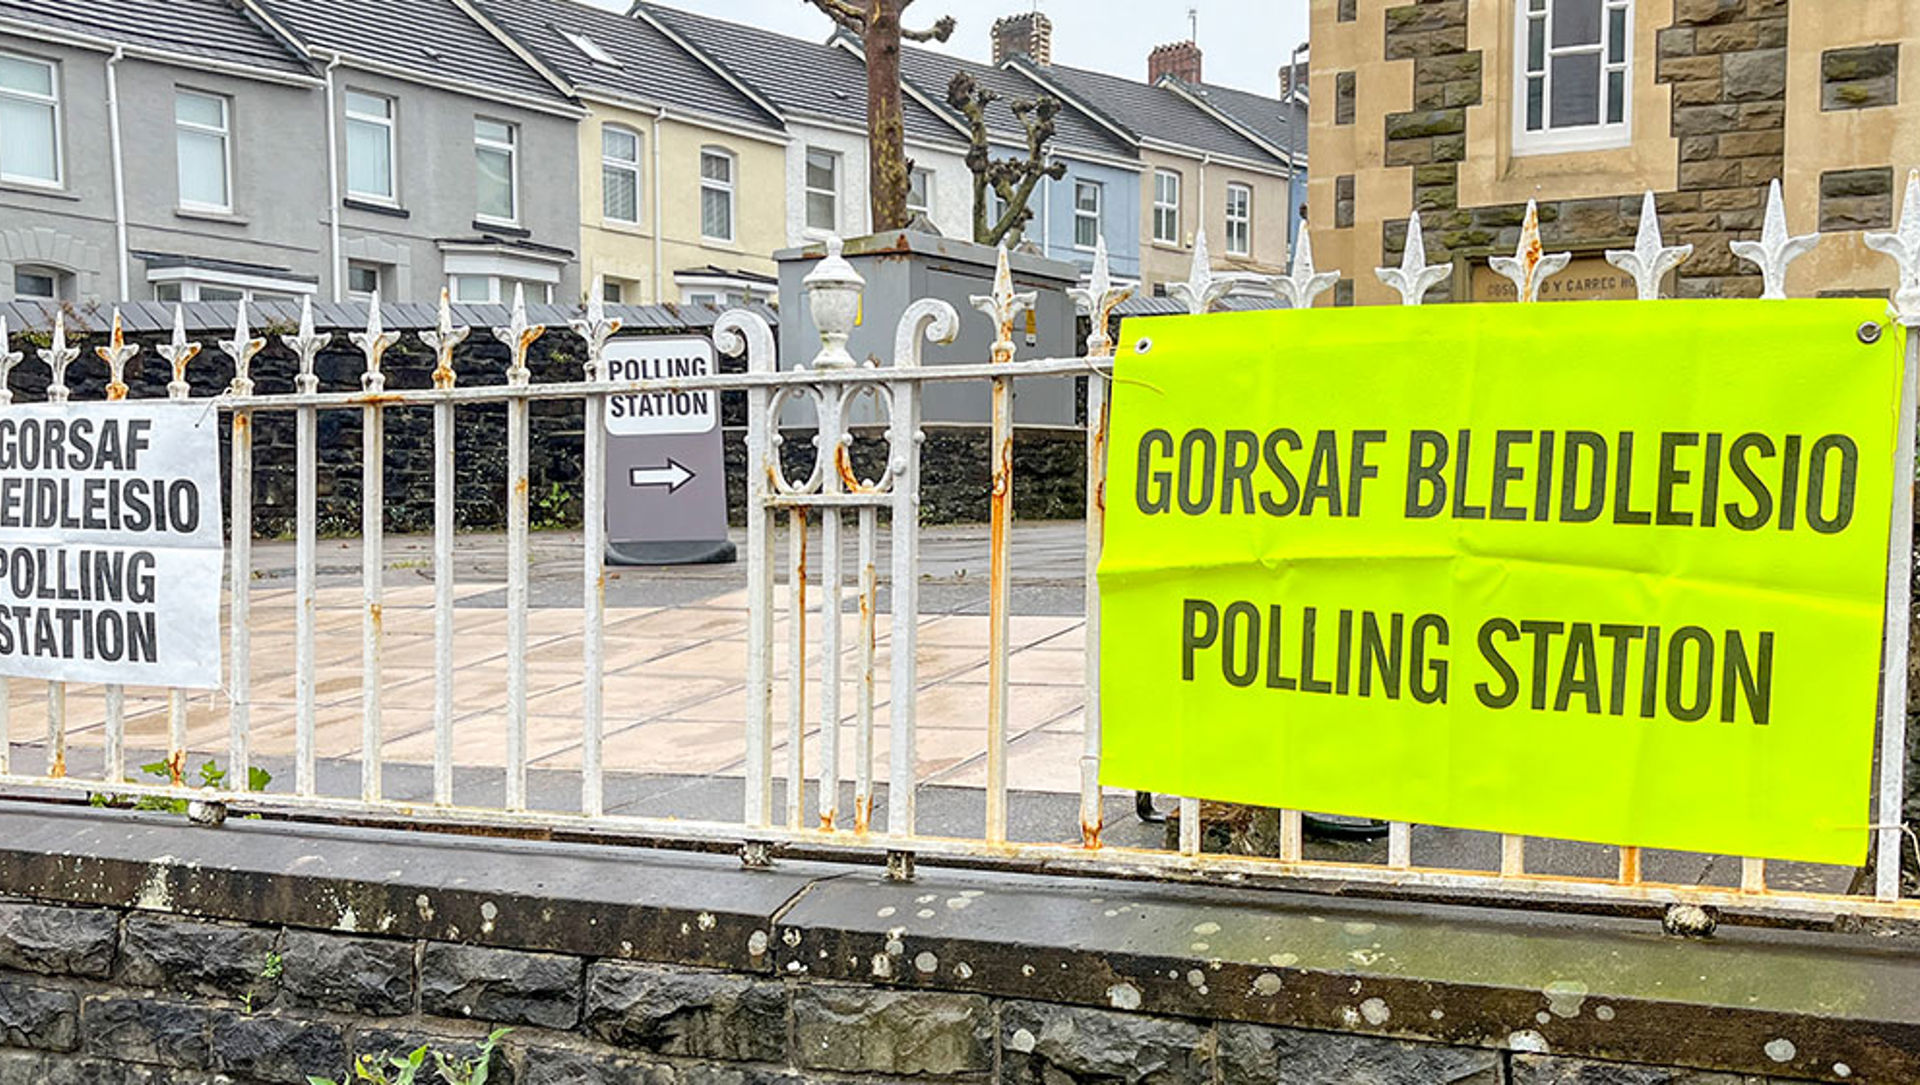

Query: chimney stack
<box><xmin>1149</xmin><ymin>40</ymin><xmax>1203</xmax><ymax>85</ymax></box>
<box><xmin>992</xmin><ymin>12</ymin><xmax>1054</xmax><ymax>65</ymax></box>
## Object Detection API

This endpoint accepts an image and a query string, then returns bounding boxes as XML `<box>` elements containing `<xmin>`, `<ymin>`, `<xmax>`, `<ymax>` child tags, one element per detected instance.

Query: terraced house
<box><xmin>1310</xmin><ymin>0</ymin><xmax>1913</xmax><ymax>306</ymax></box>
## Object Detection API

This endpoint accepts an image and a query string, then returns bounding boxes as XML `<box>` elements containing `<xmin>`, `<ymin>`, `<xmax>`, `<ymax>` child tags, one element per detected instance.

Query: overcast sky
<box><xmin>604</xmin><ymin>1</ymin><xmax>1310</xmax><ymax>97</ymax></box>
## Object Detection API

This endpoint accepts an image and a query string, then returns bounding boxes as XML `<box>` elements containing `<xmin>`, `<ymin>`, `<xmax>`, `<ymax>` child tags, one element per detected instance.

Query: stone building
<box><xmin>1307</xmin><ymin>0</ymin><xmax>1913</xmax><ymax>306</ymax></box>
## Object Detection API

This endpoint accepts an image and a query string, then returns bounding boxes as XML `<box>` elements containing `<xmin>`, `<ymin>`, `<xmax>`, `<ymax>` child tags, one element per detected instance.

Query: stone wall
<box><xmin>0</xmin><ymin>325</ymin><xmax>1088</xmax><ymax>533</ymax></box>
<box><xmin>1375</xmin><ymin>0</ymin><xmax>1792</xmax><ymax>301</ymax></box>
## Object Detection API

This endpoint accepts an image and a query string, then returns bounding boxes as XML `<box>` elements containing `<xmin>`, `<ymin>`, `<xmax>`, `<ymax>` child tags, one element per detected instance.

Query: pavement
<box><xmin>0</xmin><ymin>521</ymin><xmax>1858</xmax><ymax>888</ymax></box>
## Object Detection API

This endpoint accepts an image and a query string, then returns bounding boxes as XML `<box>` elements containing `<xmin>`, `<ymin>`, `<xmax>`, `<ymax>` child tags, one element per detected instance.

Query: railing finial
<box><xmin>217</xmin><ymin>298</ymin><xmax>266</xmax><ymax>397</ymax></box>
<box><xmin>1605</xmin><ymin>192</ymin><xmax>1693</xmax><ymax>301</ymax></box>
<box><xmin>283</xmin><ymin>295</ymin><xmax>333</xmax><ymax>396</ymax></box>
<box><xmin>156</xmin><ymin>304</ymin><xmax>202</xmax><ymax>400</ymax></box>
<box><xmin>1168</xmin><ymin>227</ymin><xmax>1229</xmax><ymax>316</ymax></box>
<box><xmin>1069</xmin><ymin>234</ymin><xmax>1134</xmax><ymax>356</ymax></box>
<box><xmin>0</xmin><ymin>315</ymin><xmax>20</xmax><ymax>406</ymax></box>
<box><xmin>37</xmin><ymin>311</ymin><xmax>78</xmax><ymax>404</ymax></box>
<box><xmin>1731</xmin><ymin>179</ymin><xmax>1818</xmax><ymax>301</ymax></box>
<box><xmin>1489</xmin><ymin>199</ymin><xmax>1572</xmax><ymax>304</ymax></box>
<box><xmin>95</xmin><ymin>308</ymin><xmax>140</xmax><ymax>400</ymax></box>
<box><xmin>1865</xmin><ymin>168</ymin><xmax>1920</xmax><ymax>321</ymax></box>
<box><xmin>1375</xmin><ymin>212</ymin><xmax>1450</xmax><ymax>307</ymax></box>
<box><xmin>1272</xmin><ymin>226</ymin><xmax>1341</xmax><ymax>310</ymax></box>
<box><xmin>804</xmin><ymin>236</ymin><xmax>865</xmax><ymax>370</ymax></box>
<box><xmin>490</xmin><ymin>282</ymin><xmax>545</xmax><ymax>388</ymax></box>
<box><xmin>970</xmin><ymin>243</ymin><xmax>1037</xmax><ymax>366</ymax></box>
<box><xmin>351</xmin><ymin>291</ymin><xmax>403</xmax><ymax>394</ymax></box>
<box><xmin>570</xmin><ymin>275</ymin><xmax>622</xmax><ymax>383</ymax></box>
<box><xmin>419</xmin><ymin>288</ymin><xmax>470</xmax><ymax>391</ymax></box>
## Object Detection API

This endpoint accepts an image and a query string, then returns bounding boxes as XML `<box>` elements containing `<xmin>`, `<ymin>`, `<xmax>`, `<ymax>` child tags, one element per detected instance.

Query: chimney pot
<box><xmin>1149</xmin><ymin>40</ymin><xmax>1203</xmax><ymax>85</ymax></box>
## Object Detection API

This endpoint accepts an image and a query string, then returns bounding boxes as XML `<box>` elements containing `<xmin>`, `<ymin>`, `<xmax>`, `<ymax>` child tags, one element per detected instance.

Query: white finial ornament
<box><xmin>218</xmin><ymin>299</ymin><xmax>267</xmax><ymax>396</ymax></box>
<box><xmin>1489</xmin><ymin>200</ymin><xmax>1571</xmax><ymax>303</ymax></box>
<box><xmin>350</xmin><ymin>291</ymin><xmax>402</xmax><ymax>394</ymax></box>
<box><xmin>283</xmin><ymin>296</ymin><xmax>333</xmax><ymax>396</ymax></box>
<box><xmin>419</xmin><ymin>288</ymin><xmax>470</xmax><ymax>391</ymax></box>
<box><xmin>970</xmin><ymin>244</ymin><xmax>1037</xmax><ymax>365</ymax></box>
<box><xmin>1864</xmin><ymin>168</ymin><xmax>1920</xmax><ymax>320</ymax></box>
<box><xmin>38</xmin><ymin>312</ymin><xmax>79</xmax><ymax>403</ymax></box>
<box><xmin>1605</xmin><ymin>192</ymin><xmax>1692</xmax><ymax>301</ymax></box>
<box><xmin>1068</xmin><ymin>235</ymin><xmax>1134</xmax><ymax>357</ymax></box>
<box><xmin>157</xmin><ymin>305</ymin><xmax>202</xmax><ymax>400</ymax></box>
<box><xmin>1272</xmin><ymin>227</ymin><xmax>1341</xmax><ymax>309</ymax></box>
<box><xmin>571</xmin><ymin>275</ymin><xmax>623</xmax><ymax>383</ymax></box>
<box><xmin>803</xmin><ymin>236</ymin><xmax>865</xmax><ymax>370</ymax></box>
<box><xmin>1374</xmin><ymin>213</ymin><xmax>1451</xmax><ymax>306</ymax></box>
<box><xmin>0</xmin><ymin>316</ymin><xmax>21</xmax><ymax>405</ymax></box>
<box><xmin>1167</xmin><ymin>227</ymin><xmax>1231</xmax><ymax>316</ymax></box>
<box><xmin>1730</xmin><ymin>179</ymin><xmax>1819</xmax><ymax>301</ymax></box>
<box><xmin>491</xmin><ymin>282</ymin><xmax>545</xmax><ymax>387</ymax></box>
<box><xmin>96</xmin><ymin>309</ymin><xmax>141</xmax><ymax>400</ymax></box>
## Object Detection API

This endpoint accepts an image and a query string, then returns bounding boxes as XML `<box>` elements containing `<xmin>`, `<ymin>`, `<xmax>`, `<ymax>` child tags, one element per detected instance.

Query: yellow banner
<box><xmin>1099</xmin><ymin>300</ymin><xmax>1901</xmax><ymax>865</ymax></box>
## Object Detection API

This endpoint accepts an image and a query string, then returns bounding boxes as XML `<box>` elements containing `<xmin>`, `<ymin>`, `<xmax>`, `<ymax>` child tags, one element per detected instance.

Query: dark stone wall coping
<box><xmin>0</xmin><ymin>802</ymin><xmax>1910</xmax><ymax>1082</ymax></box>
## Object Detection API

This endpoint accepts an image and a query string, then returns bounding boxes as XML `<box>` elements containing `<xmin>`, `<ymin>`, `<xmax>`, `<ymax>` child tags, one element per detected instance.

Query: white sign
<box><xmin>0</xmin><ymin>403</ymin><xmax>224</xmax><ymax>688</ymax></box>
<box><xmin>605</xmin><ymin>338</ymin><xmax>719</xmax><ymax>437</ymax></box>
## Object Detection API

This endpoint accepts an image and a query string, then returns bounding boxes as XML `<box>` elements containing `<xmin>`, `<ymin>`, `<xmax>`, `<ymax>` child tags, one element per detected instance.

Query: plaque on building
<box><xmin>1470</xmin><ymin>255</ymin><xmax>1648</xmax><ymax>304</ymax></box>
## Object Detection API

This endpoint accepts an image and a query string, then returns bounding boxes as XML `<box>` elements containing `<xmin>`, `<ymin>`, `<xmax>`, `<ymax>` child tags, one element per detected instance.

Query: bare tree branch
<box><xmin>902</xmin><ymin>15</ymin><xmax>956</xmax><ymax>42</ymax></box>
<box><xmin>802</xmin><ymin>0</ymin><xmax>866</xmax><ymax>33</ymax></box>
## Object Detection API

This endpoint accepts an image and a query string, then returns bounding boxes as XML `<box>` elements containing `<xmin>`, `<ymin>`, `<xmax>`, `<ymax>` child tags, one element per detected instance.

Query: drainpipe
<box><xmin>1041</xmin><ymin>173</ymin><xmax>1051</xmax><ymax>259</ymax></box>
<box><xmin>323</xmin><ymin>55</ymin><xmax>343</xmax><ymax>302</ymax></box>
<box><xmin>105</xmin><ymin>47</ymin><xmax>129</xmax><ymax>300</ymax></box>
<box><xmin>652</xmin><ymin>108</ymin><xmax>664</xmax><ymax>304</ymax></box>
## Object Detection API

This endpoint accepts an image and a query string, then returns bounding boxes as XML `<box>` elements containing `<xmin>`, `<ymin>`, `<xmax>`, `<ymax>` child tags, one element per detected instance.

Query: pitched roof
<box><xmin>0</xmin><ymin>0</ymin><xmax>312</xmax><ymax>76</ymax></box>
<box><xmin>896</xmin><ymin>45</ymin><xmax>1133</xmax><ymax>161</ymax></box>
<box><xmin>1019</xmin><ymin>60</ymin><xmax>1278</xmax><ymax>164</ymax></box>
<box><xmin>642</xmin><ymin>2</ymin><xmax>960</xmax><ymax>147</ymax></box>
<box><xmin>472</xmin><ymin>0</ymin><xmax>779</xmax><ymax>131</ymax></box>
<box><xmin>260</xmin><ymin>0</ymin><xmax>572</xmax><ymax>105</ymax></box>
<box><xmin>1174</xmin><ymin>79</ymin><xmax>1308</xmax><ymax>163</ymax></box>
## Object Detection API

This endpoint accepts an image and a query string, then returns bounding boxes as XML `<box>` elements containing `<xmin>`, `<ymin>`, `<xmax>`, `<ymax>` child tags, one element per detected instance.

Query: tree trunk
<box><xmin>866</xmin><ymin>0</ymin><xmax>910</xmax><ymax>233</ymax></box>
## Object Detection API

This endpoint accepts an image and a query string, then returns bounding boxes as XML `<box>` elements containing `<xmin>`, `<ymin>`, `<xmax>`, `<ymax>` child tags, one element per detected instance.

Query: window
<box><xmin>347</xmin><ymin>261</ymin><xmax>381</xmax><ymax>300</ymax></box>
<box><xmin>560</xmin><ymin>29</ymin><xmax>622</xmax><ymax>68</ymax></box>
<box><xmin>602</xmin><ymin>278</ymin><xmax>624</xmax><ymax>304</ymax></box>
<box><xmin>474</xmin><ymin>117</ymin><xmax>517</xmax><ymax>222</ymax></box>
<box><xmin>175</xmin><ymin>89</ymin><xmax>231</xmax><ymax>211</ymax></box>
<box><xmin>1518</xmin><ymin>0</ymin><xmax>1631</xmax><ymax>153</ymax></box>
<box><xmin>805</xmin><ymin>147</ymin><xmax>838</xmax><ymax>233</ymax></box>
<box><xmin>13</xmin><ymin>265</ymin><xmax>57</xmax><ymax>300</ymax></box>
<box><xmin>0</xmin><ymin>53</ymin><xmax>60</xmax><ymax>186</ymax></box>
<box><xmin>149</xmin><ymin>276</ymin><xmax>309</xmax><ymax>304</ymax></box>
<box><xmin>700</xmin><ymin>147</ymin><xmax>734</xmax><ymax>242</ymax></box>
<box><xmin>602</xmin><ymin>125</ymin><xmax>640</xmax><ymax>224</ymax></box>
<box><xmin>907</xmin><ymin>167</ymin><xmax>933</xmax><ymax>217</ymax></box>
<box><xmin>1073</xmin><ymin>180</ymin><xmax>1101</xmax><ymax>250</ymax></box>
<box><xmin>344</xmin><ymin>90</ymin><xmax>396</xmax><ymax>201</ymax></box>
<box><xmin>1152</xmin><ymin>169</ymin><xmax>1180</xmax><ymax>244</ymax></box>
<box><xmin>1224</xmin><ymin>183</ymin><xmax>1252</xmax><ymax>256</ymax></box>
<box><xmin>449</xmin><ymin>275</ymin><xmax>551</xmax><ymax>305</ymax></box>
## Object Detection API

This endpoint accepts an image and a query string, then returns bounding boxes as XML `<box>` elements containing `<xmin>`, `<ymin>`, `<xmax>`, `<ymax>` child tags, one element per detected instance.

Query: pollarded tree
<box><xmin>947</xmin><ymin>71</ymin><xmax>1066</xmax><ymax>247</ymax></box>
<box><xmin>804</xmin><ymin>0</ymin><xmax>956</xmax><ymax>232</ymax></box>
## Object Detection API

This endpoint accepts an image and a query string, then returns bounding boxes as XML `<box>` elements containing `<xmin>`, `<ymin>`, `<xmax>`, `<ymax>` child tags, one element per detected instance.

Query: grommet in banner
<box><xmin>1135</xmin><ymin>337</ymin><xmax>1153</xmax><ymax>354</ymax></box>
<box><xmin>1858</xmin><ymin>321</ymin><xmax>1884</xmax><ymax>345</ymax></box>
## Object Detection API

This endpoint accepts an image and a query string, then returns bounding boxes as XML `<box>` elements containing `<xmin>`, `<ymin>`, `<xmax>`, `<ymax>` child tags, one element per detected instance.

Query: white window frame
<box><xmin>1073</xmin><ymin>179</ymin><xmax>1101</xmax><ymax>251</ymax></box>
<box><xmin>446</xmin><ymin>275</ymin><xmax>552</xmax><ymax>305</ymax></box>
<box><xmin>907</xmin><ymin>166</ymin><xmax>933</xmax><ymax>217</ymax></box>
<box><xmin>804</xmin><ymin>147</ymin><xmax>839</xmax><ymax>235</ymax></box>
<box><xmin>474</xmin><ymin>116</ymin><xmax>519</xmax><ymax>225</ymax></box>
<box><xmin>1224</xmin><ymin>182</ymin><xmax>1252</xmax><ymax>256</ymax></box>
<box><xmin>700</xmin><ymin>146</ymin><xmax>736</xmax><ymax>243</ymax></box>
<box><xmin>346</xmin><ymin>261</ymin><xmax>382</xmax><ymax>301</ymax></box>
<box><xmin>12</xmin><ymin>264</ymin><xmax>60</xmax><ymax>301</ymax></box>
<box><xmin>147</xmin><ymin>266</ymin><xmax>315</xmax><ymax>304</ymax></box>
<box><xmin>1152</xmin><ymin>169</ymin><xmax>1181</xmax><ymax>245</ymax></box>
<box><xmin>0</xmin><ymin>51</ymin><xmax>61</xmax><ymax>188</ymax></box>
<box><xmin>1514</xmin><ymin>0</ymin><xmax>1633</xmax><ymax>156</ymax></box>
<box><xmin>343</xmin><ymin>89</ymin><xmax>397</xmax><ymax>203</ymax></box>
<box><xmin>174</xmin><ymin>88</ymin><xmax>232</xmax><ymax>213</ymax></box>
<box><xmin>602</xmin><ymin>124</ymin><xmax>642</xmax><ymax>225</ymax></box>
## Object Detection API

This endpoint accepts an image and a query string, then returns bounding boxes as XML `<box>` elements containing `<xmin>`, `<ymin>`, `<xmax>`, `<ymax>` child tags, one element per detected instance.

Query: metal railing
<box><xmin>0</xmin><ymin>178</ymin><xmax>1915</xmax><ymax>926</ymax></box>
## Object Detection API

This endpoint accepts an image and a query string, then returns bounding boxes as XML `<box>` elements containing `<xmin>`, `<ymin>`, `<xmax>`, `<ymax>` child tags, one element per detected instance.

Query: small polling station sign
<box><xmin>0</xmin><ymin>403</ymin><xmax>223</xmax><ymax>688</ymax></box>
<box><xmin>604</xmin><ymin>337</ymin><xmax>734</xmax><ymax>565</ymax></box>
<box><xmin>1099</xmin><ymin>300</ymin><xmax>1903</xmax><ymax>866</ymax></box>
